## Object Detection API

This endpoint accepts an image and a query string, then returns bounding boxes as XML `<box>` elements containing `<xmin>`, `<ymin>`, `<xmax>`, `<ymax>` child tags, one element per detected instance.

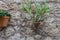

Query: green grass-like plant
<box><xmin>22</xmin><ymin>0</ymin><xmax>51</xmax><ymax>22</ymax></box>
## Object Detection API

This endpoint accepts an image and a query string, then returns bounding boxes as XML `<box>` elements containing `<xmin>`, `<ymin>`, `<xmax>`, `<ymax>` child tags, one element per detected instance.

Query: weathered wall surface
<box><xmin>0</xmin><ymin>0</ymin><xmax>60</xmax><ymax>40</ymax></box>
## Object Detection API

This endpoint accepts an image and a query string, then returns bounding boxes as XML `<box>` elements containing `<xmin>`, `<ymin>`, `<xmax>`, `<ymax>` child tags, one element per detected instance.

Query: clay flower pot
<box><xmin>2</xmin><ymin>16</ymin><xmax>10</xmax><ymax>27</ymax></box>
<box><xmin>0</xmin><ymin>16</ymin><xmax>10</xmax><ymax>27</ymax></box>
<box><xmin>0</xmin><ymin>9</ymin><xmax>11</xmax><ymax>28</ymax></box>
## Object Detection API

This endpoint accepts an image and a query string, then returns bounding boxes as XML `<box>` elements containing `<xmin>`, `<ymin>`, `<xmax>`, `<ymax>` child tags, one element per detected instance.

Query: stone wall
<box><xmin>0</xmin><ymin>0</ymin><xmax>60</xmax><ymax>40</ymax></box>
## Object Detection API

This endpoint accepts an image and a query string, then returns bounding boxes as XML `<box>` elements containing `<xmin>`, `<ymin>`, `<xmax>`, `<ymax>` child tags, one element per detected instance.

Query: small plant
<box><xmin>22</xmin><ymin>0</ymin><xmax>51</xmax><ymax>22</ymax></box>
<box><xmin>0</xmin><ymin>9</ymin><xmax>11</xmax><ymax>17</ymax></box>
<box><xmin>22</xmin><ymin>0</ymin><xmax>52</xmax><ymax>32</ymax></box>
<box><xmin>0</xmin><ymin>9</ymin><xmax>11</xmax><ymax>27</ymax></box>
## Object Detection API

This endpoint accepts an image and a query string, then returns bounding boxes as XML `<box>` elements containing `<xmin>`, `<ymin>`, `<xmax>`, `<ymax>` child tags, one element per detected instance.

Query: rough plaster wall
<box><xmin>0</xmin><ymin>0</ymin><xmax>60</xmax><ymax>40</ymax></box>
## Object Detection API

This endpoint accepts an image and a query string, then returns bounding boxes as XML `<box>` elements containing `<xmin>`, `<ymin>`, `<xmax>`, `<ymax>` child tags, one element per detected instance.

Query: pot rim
<box><xmin>4</xmin><ymin>16</ymin><xmax>10</xmax><ymax>18</ymax></box>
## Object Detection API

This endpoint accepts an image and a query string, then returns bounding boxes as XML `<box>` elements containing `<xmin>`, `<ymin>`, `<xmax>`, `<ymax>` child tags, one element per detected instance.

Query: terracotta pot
<box><xmin>0</xmin><ymin>16</ymin><xmax>10</xmax><ymax>27</ymax></box>
<box><xmin>2</xmin><ymin>16</ymin><xmax>10</xmax><ymax>27</ymax></box>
